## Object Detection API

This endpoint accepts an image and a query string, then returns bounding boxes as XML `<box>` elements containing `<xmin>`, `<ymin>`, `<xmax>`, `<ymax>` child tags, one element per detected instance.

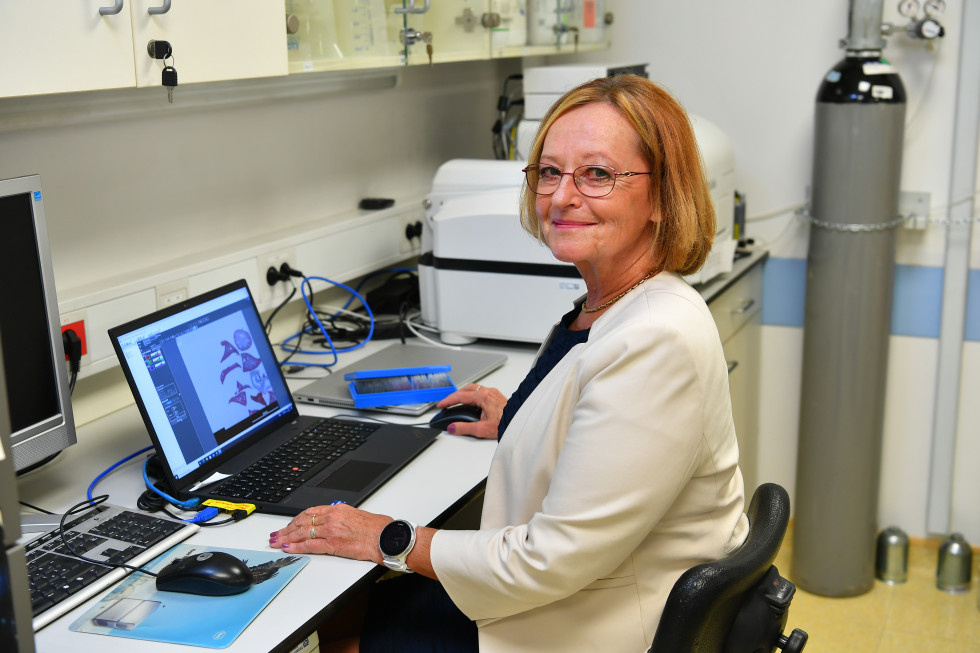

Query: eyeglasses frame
<box><xmin>522</xmin><ymin>163</ymin><xmax>653</xmax><ymax>198</ymax></box>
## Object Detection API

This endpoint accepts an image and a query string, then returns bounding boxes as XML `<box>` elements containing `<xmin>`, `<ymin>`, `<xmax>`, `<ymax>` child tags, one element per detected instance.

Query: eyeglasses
<box><xmin>522</xmin><ymin>164</ymin><xmax>652</xmax><ymax>198</ymax></box>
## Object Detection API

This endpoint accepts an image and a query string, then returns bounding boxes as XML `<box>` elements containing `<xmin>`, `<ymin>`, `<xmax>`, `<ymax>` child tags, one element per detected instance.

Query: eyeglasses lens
<box><xmin>524</xmin><ymin>165</ymin><xmax>616</xmax><ymax>198</ymax></box>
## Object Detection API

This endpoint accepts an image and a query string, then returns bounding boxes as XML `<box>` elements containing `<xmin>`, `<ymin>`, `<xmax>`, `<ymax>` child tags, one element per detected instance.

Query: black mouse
<box><xmin>429</xmin><ymin>404</ymin><xmax>483</xmax><ymax>430</ymax></box>
<box><xmin>155</xmin><ymin>551</ymin><xmax>253</xmax><ymax>596</ymax></box>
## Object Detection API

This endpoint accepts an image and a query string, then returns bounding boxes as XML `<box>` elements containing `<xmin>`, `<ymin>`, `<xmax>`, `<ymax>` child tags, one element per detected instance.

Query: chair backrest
<box><xmin>648</xmin><ymin>482</ymin><xmax>791</xmax><ymax>653</ymax></box>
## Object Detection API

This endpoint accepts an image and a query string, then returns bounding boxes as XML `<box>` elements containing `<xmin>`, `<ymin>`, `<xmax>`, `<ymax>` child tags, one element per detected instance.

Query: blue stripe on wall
<box><xmin>761</xmin><ymin>258</ymin><xmax>807</xmax><ymax>327</ymax></box>
<box><xmin>891</xmin><ymin>265</ymin><xmax>943</xmax><ymax>338</ymax></box>
<box><xmin>760</xmin><ymin>258</ymin><xmax>978</xmax><ymax>341</ymax></box>
<box><xmin>966</xmin><ymin>269</ymin><xmax>980</xmax><ymax>342</ymax></box>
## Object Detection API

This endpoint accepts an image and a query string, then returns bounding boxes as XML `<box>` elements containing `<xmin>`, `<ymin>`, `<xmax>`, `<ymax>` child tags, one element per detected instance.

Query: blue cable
<box><xmin>141</xmin><ymin>457</ymin><xmax>201</xmax><ymax>510</ymax></box>
<box><xmin>87</xmin><ymin>445</ymin><xmax>154</xmax><ymax>501</ymax></box>
<box><xmin>279</xmin><ymin>274</ymin><xmax>376</xmax><ymax>366</ymax></box>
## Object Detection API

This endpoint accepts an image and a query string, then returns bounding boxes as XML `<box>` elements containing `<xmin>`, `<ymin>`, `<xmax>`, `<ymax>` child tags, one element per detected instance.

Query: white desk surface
<box><xmin>20</xmin><ymin>338</ymin><xmax>537</xmax><ymax>653</ymax></box>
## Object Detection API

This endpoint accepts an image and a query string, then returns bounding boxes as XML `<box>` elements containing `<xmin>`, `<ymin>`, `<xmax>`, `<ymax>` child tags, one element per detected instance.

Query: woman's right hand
<box><xmin>435</xmin><ymin>383</ymin><xmax>506</xmax><ymax>439</ymax></box>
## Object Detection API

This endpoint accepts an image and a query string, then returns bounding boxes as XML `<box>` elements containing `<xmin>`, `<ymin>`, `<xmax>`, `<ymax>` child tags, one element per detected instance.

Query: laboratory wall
<box><xmin>574</xmin><ymin>0</ymin><xmax>979</xmax><ymax>542</ymax></box>
<box><xmin>0</xmin><ymin>59</ymin><xmax>512</xmax><ymax>423</ymax></box>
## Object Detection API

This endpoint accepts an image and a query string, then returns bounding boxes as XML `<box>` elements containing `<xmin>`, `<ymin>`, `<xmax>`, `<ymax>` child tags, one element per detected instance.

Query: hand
<box><xmin>269</xmin><ymin>503</ymin><xmax>388</xmax><ymax>563</ymax></box>
<box><xmin>435</xmin><ymin>383</ymin><xmax>507</xmax><ymax>439</ymax></box>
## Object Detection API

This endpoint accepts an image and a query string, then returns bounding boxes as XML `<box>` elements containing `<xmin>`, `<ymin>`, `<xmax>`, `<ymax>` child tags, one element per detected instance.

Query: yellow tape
<box><xmin>202</xmin><ymin>499</ymin><xmax>256</xmax><ymax>515</ymax></box>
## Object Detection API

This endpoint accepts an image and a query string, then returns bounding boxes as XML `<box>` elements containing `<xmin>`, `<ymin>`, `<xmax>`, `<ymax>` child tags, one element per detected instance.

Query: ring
<box><xmin>310</xmin><ymin>526</ymin><xmax>316</xmax><ymax>539</ymax></box>
<box><xmin>311</xmin><ymin>513</ymin><xmax>316</xmax><ymax>528</ymax></box>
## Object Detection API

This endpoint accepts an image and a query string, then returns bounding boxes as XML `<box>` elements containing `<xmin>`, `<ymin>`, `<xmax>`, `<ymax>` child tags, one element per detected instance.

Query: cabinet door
<box><xmin>130</xmin><ymin>0</ymin><xmax>287</xmax><ymax>88</ymax></box>
<box><xmin>400</xmin><ymin>0</ymin><xmax>491</xmax><ymax>66</ymax></box>
<box><xmin>725</xmin><ymin>316</ymin><xmax>761</xmax><ymax>496</ymax></box>
<box><xmin>0</xmin><ymin>0</ymin><xmax>136</xmax><ymax>98</ymax></box>
<box><xmin>285</xmin><ymin>0</ymin><xmax>402</xmax><ymax>72</ymax></box>
<box><xmin>709</xmin><ymin>262</ymin><xmax>763</xmax><ymax>496</ymax></box>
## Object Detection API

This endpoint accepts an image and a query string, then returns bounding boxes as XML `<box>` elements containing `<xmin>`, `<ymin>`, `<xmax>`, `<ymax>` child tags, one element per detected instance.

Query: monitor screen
<box><xmin>0</xmin><ymin>175</ymin><xmax>76</xmax><ymax>472</ymax></box>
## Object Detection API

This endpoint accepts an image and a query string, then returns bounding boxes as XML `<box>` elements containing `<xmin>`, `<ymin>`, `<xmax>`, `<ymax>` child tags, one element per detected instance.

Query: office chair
<box><xmin>648</xmin><ymin>482</ymin><xmax>808</xmax><ymax>653</ymax></box>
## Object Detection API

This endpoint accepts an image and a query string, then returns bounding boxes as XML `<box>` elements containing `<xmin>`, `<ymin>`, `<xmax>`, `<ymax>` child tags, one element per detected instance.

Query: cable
<box><xmin>62</xmin><ymin>329</ymin><xmax>82</xmax><ymax>393</ymax></box>
<box><xmin>141</xmin><ymin>457</ymin><xmax>201</xmax><ymax>510</ymax></box>
<box><xmin>277</xmin><ymin>274</ymin><xmax>375</xmax><ymax>368</ymax></box>
<box><xmin>87</xmin><ymin>445</ymin><xmax>154</xmax><ymax>501</ymax></box>
<box><xmin>403</xmin><ymin>311</ymin><xmax>464</xmax><ymax>350</ymax></box>
<box><xmin>264</xmin><ymin>283</ymin><xmax>297</xmax><ymax>334</ymax></box>
<box><xmin>18</xmin><ymin>501</ymin><xmax>54</xmax><ymax>514</ymax></box>
<box><xmin>58</xmin><ymin>495</ymin><xmax>159</xmax><ymax>577</ymax></box>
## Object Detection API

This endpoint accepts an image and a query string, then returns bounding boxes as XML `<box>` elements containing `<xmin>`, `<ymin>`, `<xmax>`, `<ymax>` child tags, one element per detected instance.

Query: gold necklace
<box><xmin>581</xmin><ymin>270</ymin><xmax>658</xmax><ymax>313</ymax></box>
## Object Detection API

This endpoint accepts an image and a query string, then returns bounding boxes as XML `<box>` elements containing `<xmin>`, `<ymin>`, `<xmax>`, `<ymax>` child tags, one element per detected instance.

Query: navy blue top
<box><xmin>497</xmin><ymin>307</ymin><xmax>590</xmax><ymax>439</ymax></box>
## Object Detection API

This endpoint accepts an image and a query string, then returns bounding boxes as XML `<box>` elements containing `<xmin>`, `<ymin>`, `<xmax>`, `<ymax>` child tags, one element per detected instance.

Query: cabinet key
<box><xmin>162</xmin><ymin>66</ymin><xmax>178</xmax><ymax>103</ymax></box>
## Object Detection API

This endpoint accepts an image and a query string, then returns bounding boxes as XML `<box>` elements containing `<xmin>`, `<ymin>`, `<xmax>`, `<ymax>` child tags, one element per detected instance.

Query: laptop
<box><xmin>108</xmin><ymin>279</ymin><xmax>441</xmax><ymax>516</ymax></box>
<box><xmin>295</xmin><ymin>342</ymin><xmax>508</xmax><ymax>416</ymax></box>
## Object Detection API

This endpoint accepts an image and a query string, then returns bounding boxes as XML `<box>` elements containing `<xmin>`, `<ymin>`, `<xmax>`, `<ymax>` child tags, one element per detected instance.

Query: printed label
<box><xmin>871</xmin><ymin>85</ymin><xmax>894</xmax><ymax>100</ymax></box>
<box><xmin>863</xmin><ymin>62</ymin><xmax>897</xmax><ymax>75</ymax></box>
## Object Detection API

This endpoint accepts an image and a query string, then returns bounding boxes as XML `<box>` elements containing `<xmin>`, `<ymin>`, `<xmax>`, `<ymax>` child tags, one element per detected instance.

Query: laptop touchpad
<box><xmin>316</xmin><ymin>460</ymin><xmax>391</xmax><ymax>493</ymax></box>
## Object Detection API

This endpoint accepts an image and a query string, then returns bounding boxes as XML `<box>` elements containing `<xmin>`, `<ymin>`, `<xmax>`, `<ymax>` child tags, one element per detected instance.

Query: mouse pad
<box><xmin>69</xmin><ymin>543</ymin><xmax>308</xmax><ymax>648</ymax></box>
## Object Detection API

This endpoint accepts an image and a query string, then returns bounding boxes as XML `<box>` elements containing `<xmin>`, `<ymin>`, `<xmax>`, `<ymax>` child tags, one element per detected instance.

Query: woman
<box><xmin>270</xmin><ymin>74</ymin><xmax>748</xmax><ymax>652</ymax></box>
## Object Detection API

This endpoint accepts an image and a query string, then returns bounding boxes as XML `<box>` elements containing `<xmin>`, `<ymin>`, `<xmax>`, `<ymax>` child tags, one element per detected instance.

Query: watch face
<box><xmin>380</xmin><ymin>520</ymin><xmax>413</xmax><ymax>556</ymax></box>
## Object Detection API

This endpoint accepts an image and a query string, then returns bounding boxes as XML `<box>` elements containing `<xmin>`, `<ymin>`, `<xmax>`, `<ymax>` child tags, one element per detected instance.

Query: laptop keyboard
<box><xmin>26</xmin><ymin>503</ymin><xmax>199</xmax><ymax>630</ymax></box>
<box><xmin>213</xmin><ymin>417</ymin><xmax>382</xmax><ymax>504</ymax></box>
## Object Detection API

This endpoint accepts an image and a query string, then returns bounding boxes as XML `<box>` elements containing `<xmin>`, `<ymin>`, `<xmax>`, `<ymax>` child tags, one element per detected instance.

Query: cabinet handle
<box><xmin>731</xmin><ymin>298</ymin><xmax>756</xmax><ymax>314</ymax></box>
<box><xmin>99</xmin><ymin>0</ymin><xmax>124</xmax><ymax>16</ymax></box>
<box><xmin>394</xmin><ymin>0</ymin><xmax>431</xmax><ymax>14</ymax></box>
<box><xmin>727</xmin><ymin>360</ymin><xmax>739</xmax><ymax>374</ymax></box>
<box><xmin>148</xmin><ymin>0</ymin><xmax>171</xmax><ymax>15</ymax></box>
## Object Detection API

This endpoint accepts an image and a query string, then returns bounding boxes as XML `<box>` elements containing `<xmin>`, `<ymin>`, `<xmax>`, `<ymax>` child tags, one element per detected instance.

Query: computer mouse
<box><xmin>429</xmin><ymin>404</ymin><xmax>483</xmax><ymax>431</ymax></box>
<box><xmin>155</xmin><ymin>551</ymin><xmax>254</xmax><ymax>596</ymax></box>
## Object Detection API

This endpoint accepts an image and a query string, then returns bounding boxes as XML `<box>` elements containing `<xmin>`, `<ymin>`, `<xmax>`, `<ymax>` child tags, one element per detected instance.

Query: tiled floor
<box><xmin>775</xmin><ymin>526</ymin><xmax>980</xmax><ymax>652</ymax></box>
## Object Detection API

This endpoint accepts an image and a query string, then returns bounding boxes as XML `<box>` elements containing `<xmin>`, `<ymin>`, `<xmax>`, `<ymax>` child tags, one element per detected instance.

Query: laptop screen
<box><xmin>113</xmin><ymin>284</ymin><xmax>293</xmax><ymax>481</ymax></box>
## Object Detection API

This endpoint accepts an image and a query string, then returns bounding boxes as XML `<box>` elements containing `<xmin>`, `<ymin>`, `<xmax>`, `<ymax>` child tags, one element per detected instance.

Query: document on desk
<box><xmin>69</xmin><ymin>544</ymin><xmax>308</xmax><ymax>648</ymax></box>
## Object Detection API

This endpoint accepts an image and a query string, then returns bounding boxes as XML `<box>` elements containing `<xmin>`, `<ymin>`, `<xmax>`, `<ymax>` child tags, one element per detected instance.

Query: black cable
<box><xmin>62</xmin><ymin>329</ymin><xmax>82</xmax><ymax>393</ymax></box>
<box><xmin>19</xmin><ymin>501</ymin><xmax>54</xmax><ymax>514</ymax></box>
<box><xmin>58</xmin><ymin>495</ymin><xmax>159</xmax><ymax>578</ymax></box>
<box><xmin>264</xmin><ymin>285</ymin><xmax>297</xmax><ymax>334</ymax></box>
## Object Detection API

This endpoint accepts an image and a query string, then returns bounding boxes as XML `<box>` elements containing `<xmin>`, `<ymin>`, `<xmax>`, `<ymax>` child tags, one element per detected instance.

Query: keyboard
<box><xmin>26</xmin><ymin>502</ymin><xmax>198</xmax><ymax>630</ymax></box>
<box><xmin>212</xmin><ymin>417</ymin><xmax>380</xmax><ymax>504</ymax></box>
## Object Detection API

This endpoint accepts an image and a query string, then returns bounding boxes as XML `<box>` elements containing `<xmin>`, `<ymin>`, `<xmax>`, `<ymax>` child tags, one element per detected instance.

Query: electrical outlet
<box><xmin>257</xmin><ymin>248</ymin><xmax>298</xmax><ymax>308</ymax></box>
<box><xmin>401</xmin><ymin>214</ymin><xmax>423</xmax><ymax>254</ymax></box>
<box><xmin>59</xmin><ymin>310</ymin><xmax>88</xmax><ymax>364</ymax></box>
<box><xmin>156</xmin><ymin>280</ymin><xmax>189</xmax><ymax>309</ymax></box>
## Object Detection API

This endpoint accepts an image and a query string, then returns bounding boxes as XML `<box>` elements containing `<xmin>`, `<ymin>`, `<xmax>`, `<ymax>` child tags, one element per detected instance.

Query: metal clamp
<box><xmin>99</xmin><ymin>0</ymin><xmax>124</xmax><ymax>16</ymax></box>
<box><xmin>394</xmin><ymin>0</ymin><xmax>430</xmax><ymax>14</ymax></box>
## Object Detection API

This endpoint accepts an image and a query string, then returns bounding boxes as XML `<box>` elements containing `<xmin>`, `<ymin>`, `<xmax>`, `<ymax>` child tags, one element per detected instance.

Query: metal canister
<box><xmin>937</xmin><ymin>532</ymin><xmax>973</xmax><ymax>593</ymax></box>
<box><xmin>875</xmin><ymin>526</ymin><xmax>909</xmax><ymax>584</ymax></box>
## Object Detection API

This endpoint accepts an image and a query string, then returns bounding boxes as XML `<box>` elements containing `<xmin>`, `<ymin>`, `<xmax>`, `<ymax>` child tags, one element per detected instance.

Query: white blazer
<box><xmin>431</xmin><ymin>271</ymin><xmax>748</xmax><ymax>652</ymax></box>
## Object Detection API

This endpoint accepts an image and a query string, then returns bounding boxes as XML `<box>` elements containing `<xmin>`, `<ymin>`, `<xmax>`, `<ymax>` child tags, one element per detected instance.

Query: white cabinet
<box><xmin>0</xmin><ymin>1</ymin><xmax>137</xmax><ymax>97</ymax></box>
<box><xmin>709</xmin><ymin>260</ymin><xmax>763</xmax><ymax>496</ymax></box>
<box><xmin>0</xmin><ymin>0</ymin><xmax>286</xmax><ymax>99</ymax></box>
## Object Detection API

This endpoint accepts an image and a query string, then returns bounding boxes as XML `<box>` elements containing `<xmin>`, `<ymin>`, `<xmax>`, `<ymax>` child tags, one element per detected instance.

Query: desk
<box><xmin>20</xmin><ymin>251</ymin><xmax>766</xmax><ymax>652</ymax></box>
<box><xmin>20</xmin><ymin>339</ymin><xmax>535</xmax><ymax>653</ymax></box>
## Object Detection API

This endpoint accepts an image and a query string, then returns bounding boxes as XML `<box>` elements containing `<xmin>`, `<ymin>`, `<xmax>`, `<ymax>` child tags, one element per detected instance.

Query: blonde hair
<box><xmin>519</xmin><ymin>75</ymin><xmax>716</xmax><ymax>276</ymax></box>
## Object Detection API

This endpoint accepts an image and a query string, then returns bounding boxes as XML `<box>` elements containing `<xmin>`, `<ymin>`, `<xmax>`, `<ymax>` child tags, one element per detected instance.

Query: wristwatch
<box><xmin>378</xmin><ymin>519</ymin><xmax>417</xmax><ymax>573</ymax></box>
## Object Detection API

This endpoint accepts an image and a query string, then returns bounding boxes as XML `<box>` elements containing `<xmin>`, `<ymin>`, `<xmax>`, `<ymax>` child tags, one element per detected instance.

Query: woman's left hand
<box><xmin>269</xmin><ymin>503</ymin><xmax>388</xmax><ymax>563</ymax></box>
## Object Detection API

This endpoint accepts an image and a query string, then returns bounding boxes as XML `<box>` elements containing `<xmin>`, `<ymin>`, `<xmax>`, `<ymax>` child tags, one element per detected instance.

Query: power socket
<box><xmin>156</xmin><ymin>280</ymin><xmax>189</xmax><ymax>309</ymax></box>
<box><xmin>401</xmin><ymin>214</ymin><xmax>423</xmax><ymax>254</ymax></box>
<box><xmin>257</xmin><ymin>248</ymin><xmax>298</xmax><ymax>309</ymax></box>
<box><xmin>59</xmin><ymin>310</ymin><xmax>88</xmax><ymax>365</ymax></box>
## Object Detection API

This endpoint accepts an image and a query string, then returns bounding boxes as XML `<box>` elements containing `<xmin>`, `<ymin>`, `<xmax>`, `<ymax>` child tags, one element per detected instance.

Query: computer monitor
<box><xmin>0</xmin><ymin>328</ymin><xmax>37</xmax><ymax>652</ymax></box>
<box><xmin>0</xmin><ymin>175</ymin><xmax>76</xmax><ymax>473</ymax></box>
